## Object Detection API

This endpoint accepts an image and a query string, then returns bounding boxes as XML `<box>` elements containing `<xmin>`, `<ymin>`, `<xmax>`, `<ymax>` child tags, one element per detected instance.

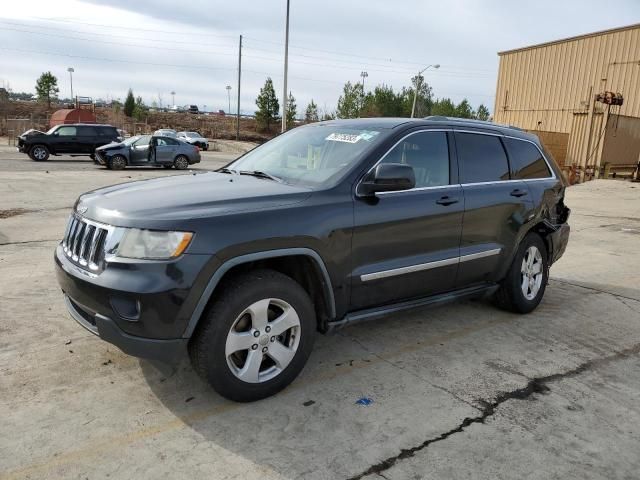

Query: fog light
<box><xmin>110</xmin><ymin>296</ymin><xmax>140</xmax><ymax>321</ymax></box>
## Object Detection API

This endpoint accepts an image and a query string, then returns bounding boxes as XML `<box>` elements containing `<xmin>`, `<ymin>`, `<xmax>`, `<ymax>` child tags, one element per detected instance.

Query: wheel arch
<box><xmin>183</xmin><ymin>248</ymin><xmax>336</xmax><ymax>339</ymax></box>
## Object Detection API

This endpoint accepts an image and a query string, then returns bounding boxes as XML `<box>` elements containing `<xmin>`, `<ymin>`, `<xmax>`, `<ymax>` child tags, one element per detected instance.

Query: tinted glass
<box><xmin>97</xmin><ymin>127</ymin><xmax>116</xmax><ymax>136</ymax></box>
<box><xmin>380</xmin><ymin>131</ymin><xmax>449</xmax><ymax>187</ymax></box>
<box><xmin>504</xmin><ymin>138</ymin><xmax>551</xmax><ymax>179</ymax></box>
<box><xmin>456</xmin><ymin>133</ymin><xmax>510</xmax><ymax>183</ymax></box>
<box><xmin>57</xmin><ymin>126</ymin><xmax>77</xmax><ymax>136</ymax></box>
<box><xmin>77</xmin><ymin>126</ymin><xmax>97</xmax><ymax>136</ymax></box>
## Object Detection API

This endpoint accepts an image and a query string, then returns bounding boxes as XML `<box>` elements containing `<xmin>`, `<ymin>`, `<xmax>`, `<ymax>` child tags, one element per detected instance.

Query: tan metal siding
<box><xmin>566</xmin><ymin>112</ymin><xmax>604</xmax><ymax>167</ymax></box>
<box><xmin>494</xmin><ymin>26</ymin><xmax>640</xmax><ymax>133</ymax></box>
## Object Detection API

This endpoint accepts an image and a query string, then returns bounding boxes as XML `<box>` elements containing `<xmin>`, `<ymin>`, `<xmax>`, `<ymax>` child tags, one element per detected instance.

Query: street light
<box><xmin>281</xmin><ymin>0</ymin><xmax>290</xmax><ymax>133</ymax></box>
<box><xmin>67</xmin><ymin>67</ymin><xmax>74</xmax><ymax>104</ymax></box>
<box><xmin>226</xmin><ymin>85</ymin><xmax>232</xmax><ymax>114</ymax></box>
<box><xmin>170</xmin><ymin>91</ymin><xmax>176</xmax><ymax>107</ymax></box>
<box><xmin>359</xmin><ymin>71</ymin><xmax>368</xmax><ymax>117</ymax></box>
<box><xmin>410</xmin><ymin>64</ymin><xmax>439</xmax><ymax>118</ymax></box>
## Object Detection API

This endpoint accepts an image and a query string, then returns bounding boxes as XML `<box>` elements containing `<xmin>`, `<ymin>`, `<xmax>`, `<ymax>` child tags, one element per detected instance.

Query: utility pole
<box><xmin>170</xmin><ymin>91</ymin><xmax>176</xmax><ymax>107</ymax></box>
<box><xmin>236</xmin><ymin>34</ymin><xmax>242</xmax><ymax>141</ymax></box>
<box><xmin>281</xmin><ymin>0</ymin><xmax>290</xmax><ymax>133</ymax></box>
<box><xmin>226</xmin><ymin>85</ymin><xmax>232</xmax><ymax>114</ymax></box>
<box><xmin>411</xmin><ymin>64</ymin><xmax>439</xmax><ymax>118</ymax></box>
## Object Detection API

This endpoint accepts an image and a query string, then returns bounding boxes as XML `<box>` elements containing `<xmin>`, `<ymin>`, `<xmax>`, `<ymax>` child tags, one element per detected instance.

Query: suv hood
<box><xmin>76</xmin><ymin>172</ymin><xmax>313</xmax><ymax>228</ymax></box>
<box><xmin>19</xmin><ymin>128</ymin><xmax>46</xmax><ymax>138</ymax></box>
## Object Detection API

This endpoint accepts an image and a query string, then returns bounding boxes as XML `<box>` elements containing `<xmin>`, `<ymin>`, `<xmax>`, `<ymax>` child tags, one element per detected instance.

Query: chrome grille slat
<box><xmin>61</xmin><ymin>215</ymin><xmax>111</xmax><ymax>272</ymax></box>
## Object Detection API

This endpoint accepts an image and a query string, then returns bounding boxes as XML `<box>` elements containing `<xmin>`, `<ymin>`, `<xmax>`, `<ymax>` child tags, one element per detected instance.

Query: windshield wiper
<box><xmin>217</xmin><ymin>167</ymin><xmax>238</xmax><ymax>174</ymax></box>
<box><xmin>239</xmin><ymin>170</ymin><xmax>282</xmax><ymax>182</ymax></box>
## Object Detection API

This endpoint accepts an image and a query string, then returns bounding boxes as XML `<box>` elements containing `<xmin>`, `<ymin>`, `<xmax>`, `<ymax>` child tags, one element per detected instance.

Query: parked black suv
<box><xmin>18</xmin><ymin>124</ymin><xmax>121</xmax><ymax>161</ymax></box>
<box><xmin>55</xmin><ymin>117</ymin><xmax>570</xmax><ymax>402</ymax></box>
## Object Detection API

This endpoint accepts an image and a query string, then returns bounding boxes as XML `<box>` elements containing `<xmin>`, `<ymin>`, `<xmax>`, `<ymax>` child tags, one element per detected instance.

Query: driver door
<box><xmin>130</xmin><ymin>135</ymin><xmax>151</xmax><ymax>164</ymax></box>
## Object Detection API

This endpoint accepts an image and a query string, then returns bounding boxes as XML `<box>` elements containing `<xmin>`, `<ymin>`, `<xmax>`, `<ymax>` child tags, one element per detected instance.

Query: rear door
<box><xmin>77</xmin><ymin>126</ymin><xmax>98</xmax><ymax>153</ymax></box>
<box><xmin>454</xmin><ymin>131</ymin><xmax>534</xmax><ymax>287</ymax></box>
<box><xmin>154</xmin><ymin>137</ymin><xmax>180</xmax><ymax>163</ymax></box>
<box><xmin>350</xmin><ymin>129</ymin><xmax>463</xmax><ymax>310</ymax></box>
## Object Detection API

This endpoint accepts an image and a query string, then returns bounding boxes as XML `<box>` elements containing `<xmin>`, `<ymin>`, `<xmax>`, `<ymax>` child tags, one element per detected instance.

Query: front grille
<box><xmin>62</xmin><ymin>215</ymin><xmax>109</xmax><ymax>271</ymax></box>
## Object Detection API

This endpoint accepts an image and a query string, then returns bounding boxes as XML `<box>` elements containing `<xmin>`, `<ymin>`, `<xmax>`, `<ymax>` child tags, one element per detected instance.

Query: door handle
<box><xmin>436</xmin><ymin>196</ymin><xmax>459</xmax><ymax>206</ymax></box>
<box><xmin>510</xmin><ymin>189</ymin><xmax>528</xmax><ymax>198</ymax></box>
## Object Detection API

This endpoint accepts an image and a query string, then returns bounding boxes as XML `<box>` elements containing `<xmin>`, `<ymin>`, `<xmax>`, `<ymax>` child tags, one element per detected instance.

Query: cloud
<box><xmin>2</xmin><ymin>0</ymin><xmax>639</xmax><ymax>115</ymax></box>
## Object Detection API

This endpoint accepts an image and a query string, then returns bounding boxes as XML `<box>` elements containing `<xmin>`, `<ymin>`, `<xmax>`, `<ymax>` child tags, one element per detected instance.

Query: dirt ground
<box><xmin>1</xmin><ymin>145</ymin><xmax>640</xmax><ymax>480</ymax></box>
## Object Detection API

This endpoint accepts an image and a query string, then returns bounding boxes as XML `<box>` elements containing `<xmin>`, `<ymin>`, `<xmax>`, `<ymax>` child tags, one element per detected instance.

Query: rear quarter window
<box><xmin>504</xmin><ymin>138</ymin><xmax>552</xmax><ymax>179</ymax></box>
<box><xmin>455</xmin><ymin>132</ymin><xmax>510</xmax><ymax>183</ymax></box>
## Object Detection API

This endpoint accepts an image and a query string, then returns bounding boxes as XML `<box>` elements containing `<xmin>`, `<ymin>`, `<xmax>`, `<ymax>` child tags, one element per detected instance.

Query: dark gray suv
<box><xmin>55</xmin><ymin>117</ymin><xmax>570</xmax><ymax>402</ymax></box>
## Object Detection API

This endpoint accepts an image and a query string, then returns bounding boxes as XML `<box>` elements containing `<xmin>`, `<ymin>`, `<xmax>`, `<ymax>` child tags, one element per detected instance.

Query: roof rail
<box><xmin>423</xmin><ymin>115</ymin><xmax>525</xmax><ymax>132</ymax></box>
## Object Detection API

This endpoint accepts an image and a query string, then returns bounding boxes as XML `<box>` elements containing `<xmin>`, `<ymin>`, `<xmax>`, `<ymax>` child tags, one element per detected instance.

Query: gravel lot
<box><xmin>1</xmin><ymin>145</ymin><xmax>640</xmax><ymax>480</ymax></box>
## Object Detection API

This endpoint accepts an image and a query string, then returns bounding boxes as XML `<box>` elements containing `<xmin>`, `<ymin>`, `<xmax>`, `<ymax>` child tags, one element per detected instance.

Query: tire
<box><xmin>174</xmin><ymin>155</ymin><xmax>189</xmax><ymax>170</ymax></box>
<box><xmin>189</xmin><ymin>269</ymin><xmax>316</xmax><ymax>402</ymax></box>
<box><xmin>109</xmin><ymin>155</ymin><xmax>127</xmax><ymax>170</ymax></box>
<box><xmin>494</xmin><ymin>232</ymin><xmax>549</xmax><ymax>313</ymax></box>
<box><xmin>29</xmin><ymin>145</ymin><xmax>49</xmax><ymax>161</ymax></box>
<box><xmin>90</xmin><ymin>153</ymin><xmax>96</xmax><ymax>160</ymax></box>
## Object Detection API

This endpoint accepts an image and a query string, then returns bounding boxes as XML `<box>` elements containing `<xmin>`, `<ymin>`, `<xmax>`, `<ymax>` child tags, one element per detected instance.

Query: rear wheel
<box><xmin>109</xmin><ymin>155</ymin><xmax>127</xmax><ymax>170</ymax></box>
<box><xmin>29</xmin><ymin>145</ymin><xmax>49</xmax><ymax>161</ymax></box>
<box><xmin>189</xmin><ymin>269</ymin><xmax>316</xmax><ymax>402</ymax></box>
<box><xmin>174</xmin><ymin>155</ymin><xmax>189</xmax><ymax>170</ymax></box>
<box><xmin>494</xmin><ymin>232</ymin><xmax>548</xmax><ymax>313</ymax></box>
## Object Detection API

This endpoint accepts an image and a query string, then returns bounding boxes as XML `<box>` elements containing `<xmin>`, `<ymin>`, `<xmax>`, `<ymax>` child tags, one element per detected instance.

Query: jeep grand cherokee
<box><xmin>55</xmin><ymin>117</ymin><xmax>570</xmax><ymax>402</ymax></box>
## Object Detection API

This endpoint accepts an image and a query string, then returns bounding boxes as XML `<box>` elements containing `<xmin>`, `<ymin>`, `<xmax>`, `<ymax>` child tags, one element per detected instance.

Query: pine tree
<box><xmin>336</xmin><ymin>81</ymin><xmax>363</xmax><ymax>119</ymax></box>
<box><xmin>35</xmin><ymin>72</ymin><xmax>59</xmax><ymax>108</ymax></box>
<box><xmin>255</xmin><ymin>78</ymin><xmax>280</xmax><ymax>132</ymax></box>
<box><xmin>305</xmin><ymin>99</ymin><xmax>319</xmax><ymax>123</ymax></box>
<box><xmin>285</xmin><ymin>91</ymin><xmax>297</xmax><ymax>129</ymax></box>
<box><xmin>124</xmin><ymin>89</ymin><xmax>135</xmax><ymax>117</ymax></box>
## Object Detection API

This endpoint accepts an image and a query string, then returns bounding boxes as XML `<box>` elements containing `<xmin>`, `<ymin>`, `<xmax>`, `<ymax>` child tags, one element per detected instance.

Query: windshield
<box><xmin>187</xmin><ymin>132</ymin><xmax>200</xmax><ymax>137</ymax></box>
<box><xmin>122</xmin><ymin>135</ymin><xmax>151</xmax><ymax>146</ymax></box>
<box><xmin>227</xmin><ymin>125</ymin><xmax>384</xmax><ymax>187</ymax></box>
<box><xmin>46</xmin><ymin>126</ymin><xmax>59</xmax><ymax>134</ymax></box>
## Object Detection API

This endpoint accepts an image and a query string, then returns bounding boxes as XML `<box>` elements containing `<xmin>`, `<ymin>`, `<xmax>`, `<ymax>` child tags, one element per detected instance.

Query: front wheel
<box><xmin>109</xmin><ymin>155</ymin><xmax>127</xmax><ymax>170</ymax></box>
<box><xmin>174</xmin><ymin>155</ymin><xmax>189</xmax><ymax>170</ymax></box>
<box><xmin>189</xmin><ymin>270</ymin><xmax>316</xmax><ymax>402</ymax></box>
<box><xmin>494</xmin><ymin>232</ymin><xmax>549</xmax><ymax>313</ymax></box>
<box><xmin>29</xmin><ymin>145</ymin><xmax>49</xmax><ymax>161</ymax></box>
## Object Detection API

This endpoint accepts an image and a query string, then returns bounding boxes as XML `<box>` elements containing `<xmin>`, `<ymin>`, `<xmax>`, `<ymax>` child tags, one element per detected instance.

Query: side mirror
<box><xmin>359</xmin><ymin>163</ymin><xmax>415</xmax><ymax>196</ymax></box>
<box><xmin>53</xmin><ymin>132</ymin><xmax>59</xmax><ymax>136</ymax></box>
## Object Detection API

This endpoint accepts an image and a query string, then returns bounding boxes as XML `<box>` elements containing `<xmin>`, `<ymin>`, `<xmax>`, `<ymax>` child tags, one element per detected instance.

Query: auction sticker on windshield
<box><xmin>326</xmin><ymin>133</ymin><xmax>361</xmax><ymax>143</ymax></box>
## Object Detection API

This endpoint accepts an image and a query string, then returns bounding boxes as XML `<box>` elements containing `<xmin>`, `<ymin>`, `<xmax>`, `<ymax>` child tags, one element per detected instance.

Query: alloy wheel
<box><xmin>225</xmin><ymin>298</ymin><xmax>301</xmax><ymax>383</ymax></box>
<box><xmin>520</xmin><ymin>246</ymin><xmax>543</xmax><ymax>300</ymax></box>
<box><xmin>33</xmin><ymin>147</ymin><xmax>47</xmax><ymax>160</ymax></box>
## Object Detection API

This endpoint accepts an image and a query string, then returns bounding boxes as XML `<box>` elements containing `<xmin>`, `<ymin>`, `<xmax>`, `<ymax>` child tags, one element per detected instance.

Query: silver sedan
<box><xmin>94</xmin><ymin>135</ymin><xmax>201</xmax><ymax>170</ymax></box>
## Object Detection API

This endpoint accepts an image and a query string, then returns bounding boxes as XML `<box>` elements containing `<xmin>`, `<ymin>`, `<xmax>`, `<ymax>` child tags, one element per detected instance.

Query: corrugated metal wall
<box><xmin>566</xmin><ymin>112</ymin><xmax>604</xmax><ymax>168</ymax></box>
<box><xmin>493</xmin><ymin>24</ymin><xmax>640</xmax><ymax>134</ymax></box>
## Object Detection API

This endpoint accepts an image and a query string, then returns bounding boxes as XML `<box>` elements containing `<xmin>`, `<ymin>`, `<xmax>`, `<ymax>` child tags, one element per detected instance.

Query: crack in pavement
<box><xmin>340</xmin><ymin>332</ymin><xmax>479</xmax><ymax>411</ymax></box>
<box><xmin>346</xmin><ymin>343</ymin><xmax>640</xmax><ymax>480</ymax></box>
<box><xmin>550</xmin><ymin>278</ymin><xmax>640</xmax><ymax>304</ymax></box>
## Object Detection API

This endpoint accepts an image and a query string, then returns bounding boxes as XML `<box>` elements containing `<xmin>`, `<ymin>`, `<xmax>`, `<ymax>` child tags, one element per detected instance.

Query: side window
<box><xmin>456</xmin><ymin>132</ymin><xmax>510</xmax><ymax>183</ymax></box>
<box><xmin>157</xmin><ymin>137</ymin><xmax>178</xmax><ymax>146</ymax></box>
<box><xmin>380</xmin><ymin>131</ymin><xmax>450</xmax><ymax>188</ymax></box>
<box><xmin>98</xmin><ymin>127</ymin><xmax>116</xmax><ymax>137</ymax></box>
<box><xmin>77</xmin><ymin>126</ymin><xmax>97</xmax><ymax>136</ymax></box>
<box><xmin>56</xmin><ymin>126</ymin><xmax>77</xmax><ymax>136</ymax></box>
<box><xmin>503</xmin><ymin>138</ymin><xmax>552</xmax><ymax>179</ymax></box>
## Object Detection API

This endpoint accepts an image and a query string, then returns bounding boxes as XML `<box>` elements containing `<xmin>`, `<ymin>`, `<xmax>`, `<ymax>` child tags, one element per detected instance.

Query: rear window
<box><xmin>456</xmin><ymin>132</ymin><xmax>510</xmax><ymax>183</ymax></box>
<box><xmin>503</xmin><ymin>138</ymin><xmax>552</xmax><ymax>179</ymax></box>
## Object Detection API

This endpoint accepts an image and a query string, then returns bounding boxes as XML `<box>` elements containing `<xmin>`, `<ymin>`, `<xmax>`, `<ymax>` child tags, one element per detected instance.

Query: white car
<box><xmin>153</xmin><ymin>129</ymin><xmax>178</xmax><ymax>138</ymax></box>
<box><xmin>177</xmin><ymin>131</ymin><xmax>209</xmax><ymax>150</ymax></box>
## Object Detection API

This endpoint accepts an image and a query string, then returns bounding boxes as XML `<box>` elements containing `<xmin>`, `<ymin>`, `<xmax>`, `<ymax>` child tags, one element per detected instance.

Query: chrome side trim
<box><xmin>459</xmin><ymin>248</ymin><xmax>502</xmax><ymax>263</ymax></box>
<box><xmin>360</xmin><ymin>248</ymin><xmax>502</xmax><ymax>282</ymax></box>
<box><xmin>361</xmin><ymin>256</ymin><xmax>459</xmax><ymax>282</ymax></box>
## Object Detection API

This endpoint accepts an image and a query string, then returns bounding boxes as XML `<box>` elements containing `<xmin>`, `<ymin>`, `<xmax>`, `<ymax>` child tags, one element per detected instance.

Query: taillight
<box><xmin>195</xmin><ymin>146</ymin><xmax>201</xmax><ymax>152</ymax></box>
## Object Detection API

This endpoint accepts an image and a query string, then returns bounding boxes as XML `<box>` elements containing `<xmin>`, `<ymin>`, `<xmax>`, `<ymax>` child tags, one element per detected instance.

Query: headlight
<box><xmin>115</xmin><ymin>228</ymin><xmax>193</xmax><ymax>259</ymax></box>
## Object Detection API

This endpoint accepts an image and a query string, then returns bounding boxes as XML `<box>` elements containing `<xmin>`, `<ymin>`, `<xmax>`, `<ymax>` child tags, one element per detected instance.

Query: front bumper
<box><xmin>64</xmin><ymin>295</ymin><xmax>187</xmax><ymax>365</ymax></box>
<box><xmin>55</xmin><ymin>243</ymin><xmax>213</xmax><ymax>365</ymax></box>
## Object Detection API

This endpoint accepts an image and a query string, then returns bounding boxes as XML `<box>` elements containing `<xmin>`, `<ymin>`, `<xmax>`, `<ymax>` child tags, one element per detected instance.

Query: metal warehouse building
<box><xmin>493</xmin><ymin>23</ymin><xmax>640</xmax><ymax>182</ymax></box>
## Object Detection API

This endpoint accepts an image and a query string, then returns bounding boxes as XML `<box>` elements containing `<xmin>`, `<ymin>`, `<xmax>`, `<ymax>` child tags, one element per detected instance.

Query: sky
<box><xmin>1</xmin><ymin>0</ymin><xmax>639</xmax><ymax>117</ymax></box>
